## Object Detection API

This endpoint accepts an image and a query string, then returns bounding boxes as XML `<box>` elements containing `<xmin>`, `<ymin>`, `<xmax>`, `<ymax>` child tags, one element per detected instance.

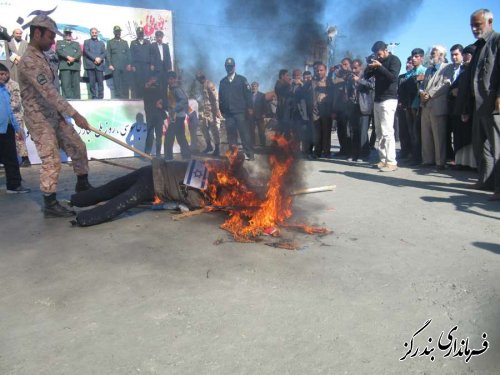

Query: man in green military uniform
<box><xmin>106</xmin><ymin>25</ymin><xmax>131</xmax><ymax>99</ymax></box>
<box><xmin>56</xmin><ymin>27</ymin><xmax>81</xmax><ymax>99</ymax></box>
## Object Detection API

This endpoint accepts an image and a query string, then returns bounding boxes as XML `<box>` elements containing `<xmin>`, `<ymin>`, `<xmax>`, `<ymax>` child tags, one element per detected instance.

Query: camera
<box><xmin>365</xmin><ymin>54</ymin><xmax>377</xmax><ymax>64</ymax></box>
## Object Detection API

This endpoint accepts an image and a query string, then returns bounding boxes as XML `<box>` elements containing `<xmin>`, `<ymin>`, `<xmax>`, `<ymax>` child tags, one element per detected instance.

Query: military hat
<box><xmin>30</xmin><ymin>15</ymin><xmax>58</xmax><ymax>34</ymax></box>
<box><xmin>63</xmin><ymin>27</ymin><xmax>72</xmax><ymax>34</ymax></box>
<box><xmin>224</xmin><ymin>57</ymin><xmax>235</xmax><ymax>66</ymax></box>
<box><xmin>136</xmin><ymin>26</ymin><xmax>144</xmax><ymax>33</ymax></box>
<box><xmin>113</xmin><ymin>25</ymin><xmax>121</xmax><ymax>32</ymax></box>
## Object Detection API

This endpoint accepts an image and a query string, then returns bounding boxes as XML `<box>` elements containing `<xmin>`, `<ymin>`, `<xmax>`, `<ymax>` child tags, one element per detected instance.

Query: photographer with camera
<box><xmin>364</xmin><ymin>41</ymin><xmax>401</xmax><ymax>172</ymax></box>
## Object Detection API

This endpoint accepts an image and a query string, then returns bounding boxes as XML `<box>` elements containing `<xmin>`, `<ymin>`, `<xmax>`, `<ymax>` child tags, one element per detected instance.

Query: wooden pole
<box><xmin>90</xmin><ymin>157</ymin><xmax>138</xmax><ymax>171</ymax></box>
<box><xmin>290</xmin><ymin>185</ymin><xmax>336</xmax><ymax>196</ymax></box>
<box><xmin>88</xmin><ymin>125</ymin><xmax>153</xmax><ymax>160</ymax></box>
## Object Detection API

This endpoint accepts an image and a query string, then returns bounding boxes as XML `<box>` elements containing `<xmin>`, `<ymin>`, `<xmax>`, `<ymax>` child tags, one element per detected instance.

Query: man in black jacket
<box><xmin>365</xmin><ymin>41</ymin><xmax>401</xmax><ymax>172</ymax></box>
<box><xmin>463</xmin><ymin>9</ymin><xmax>500</xmax><ymax>200</ymax></box>
<box><xmin>218</xmin><ymin>57</ymin><xmax>254</xmax><ymax>160</ymax></box>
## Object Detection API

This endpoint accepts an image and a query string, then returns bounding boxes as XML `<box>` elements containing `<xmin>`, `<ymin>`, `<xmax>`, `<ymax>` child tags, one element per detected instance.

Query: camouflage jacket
<box><xmin>18</xmin><ymin>45</ymin><xmax>76</xmax><ymax>127</ymax></box>
<box><xmin>201</xmin><ymin>79</ymin><xmax>221</xmax><ymax>120</ymax></box>
<box><xmin>6</xmin><ymin>79</ymin><xmax>24</xmax><ymax>127</ymax></box>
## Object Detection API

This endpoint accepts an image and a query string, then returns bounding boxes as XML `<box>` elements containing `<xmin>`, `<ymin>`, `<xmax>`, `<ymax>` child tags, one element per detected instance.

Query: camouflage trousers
<box><xmin>26</xmin><ymin>118</ymin><xmax>88</xmax><ymax>193</ymax></box>
<box><xmin>14</xmin><ymin>125</ymin><xmax>29</xmax><ymax>157</ymax></box>
<box><xmin>200</xmin><ymin>116</ymin><xmax>220</xmax><ymax>146</ymax></box>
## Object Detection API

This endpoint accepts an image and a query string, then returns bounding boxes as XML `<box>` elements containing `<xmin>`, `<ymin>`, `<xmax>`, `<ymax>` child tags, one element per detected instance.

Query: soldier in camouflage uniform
<box><xmin>195</xmin><ymin>70</ymin><xmax>222</xmax><ymax>156</ymax></box>
<box><xmin>18</xmin><ymin>15</ymin><xmax>93</xmax><ymax>218</ymax></box>
<box><xmin>6</xmin><ymin>72</ymin><xmax>31</xmax><ymax>167</ymax></box>
<box><xmin>56</xmin><ymin>27</ymin><xmax>81</xmax><ymax>99</ymax></box>
<box><xmin>106</xmin><ymin>25</ymin><xmax>131</xmax><ymax>99</ymax></box>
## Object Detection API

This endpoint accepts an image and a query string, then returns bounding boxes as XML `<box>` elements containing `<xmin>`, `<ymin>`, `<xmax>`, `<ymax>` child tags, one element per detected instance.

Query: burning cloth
<box><xmin>70</xmin><ymin>157</ymin><xmax>249</xmax><ymax>227</ymax></box>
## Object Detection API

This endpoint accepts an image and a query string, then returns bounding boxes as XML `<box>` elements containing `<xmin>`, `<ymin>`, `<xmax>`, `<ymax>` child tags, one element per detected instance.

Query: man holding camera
<box><xmin>364</xmin><ymin>41</ymin><xmax>401</xmax><ymax>172</ymax></box>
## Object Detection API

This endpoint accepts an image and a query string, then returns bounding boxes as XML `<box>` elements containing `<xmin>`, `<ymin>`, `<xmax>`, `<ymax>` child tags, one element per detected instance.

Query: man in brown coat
<box><xmin>18</xmin><ymin>15</ymin><xmax>93</xmax><ymax>218</ymax></box>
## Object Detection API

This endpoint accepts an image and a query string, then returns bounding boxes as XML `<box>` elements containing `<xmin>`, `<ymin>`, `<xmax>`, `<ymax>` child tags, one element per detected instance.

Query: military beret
<box><xmin>224</xmin><ymin>57</ymin><xmax>235</xmax><ymax>66</ymax></box>
<box><xmin>136</xmin><ymin>26</ymin><xmax>144</xmax><ymax>33</ymax></box>
<box><xmin>113</xmin><ymin>25</ymin><xmax>121</xmax><ymax>32</ymax></box>
<box><xmin>63</xmin><ymin>27</ymin><xmax>72</xmax><ymax>34</ymax></box>
<box><xmin>30</xmin><ymin>15</ymin><xmax>58</xmax><ymax>34</ymax></box>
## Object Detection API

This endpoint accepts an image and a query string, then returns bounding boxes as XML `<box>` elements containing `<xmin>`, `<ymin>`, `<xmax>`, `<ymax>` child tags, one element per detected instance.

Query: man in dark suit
<box><xmin>248</xmin><ymin>81</ymin><xmax>267</xmax><ymax>147</ymax></box>
<box><xmin>150</xmin><ymin>30</ymin><xmax>172</xmax><ymax>95</ymax></box>
<box><xmin>219</xmin><ymin>57</ymin><xmax>254</xmax><ymax>160</ymax></box>
<box><xmin>83</xmin><ymin>27</ymin><xmax>106</xmax><ymax>99</ymax></box>
<box><xmin>130</xmin><ymin>26</ymin><xmax>151</xmax><ymax>99</ymax></box>
<box><xmin>463</xmin><ymin>8</ymin><xmax>500</xmax><ymax>200</ymax></box>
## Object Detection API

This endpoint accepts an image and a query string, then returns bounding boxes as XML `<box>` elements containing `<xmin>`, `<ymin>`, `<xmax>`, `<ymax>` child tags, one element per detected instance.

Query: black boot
<box><xmin>202</xmin><ymin>141</ymin><xmax>213</xmax><ymax>154</ymax></box>
<box><xmin>43</xmin><ymin>193</ymin><xmax>76</xmax><ymax>218</ymax></box>
<box><xmin>75</xmin><ymin>174</ymin><xmax>93</xmax><ymax>192</ymax></box>
<box><xmin>211</xmin><ymin>144</ymin><xmax>220</xmax><ymax>157</ymax></box>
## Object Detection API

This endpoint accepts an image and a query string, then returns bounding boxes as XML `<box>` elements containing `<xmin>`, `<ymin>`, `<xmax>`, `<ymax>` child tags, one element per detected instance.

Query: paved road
<box><xmin>1</xmin><ymin>154</ymin><xmax>499</xmax><ymax>375</ymax></box>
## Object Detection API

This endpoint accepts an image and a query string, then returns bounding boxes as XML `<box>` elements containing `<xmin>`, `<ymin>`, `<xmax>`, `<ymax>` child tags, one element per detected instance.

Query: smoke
<box><xmin>333</xmin><ymin>0</ymin><xmax>424</xmax><ymax>61</ymax></box>
<box><xmin>173</xmin><ymin>0</ymin><xmax>424</xmax><ymax>90</ymax></box>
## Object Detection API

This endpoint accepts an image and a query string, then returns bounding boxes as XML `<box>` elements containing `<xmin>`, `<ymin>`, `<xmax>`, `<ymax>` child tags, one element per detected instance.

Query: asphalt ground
<box><xmin>1</xmin><ymin>143</ymin><xmax>499</xmax><ymax>375</ymax></box>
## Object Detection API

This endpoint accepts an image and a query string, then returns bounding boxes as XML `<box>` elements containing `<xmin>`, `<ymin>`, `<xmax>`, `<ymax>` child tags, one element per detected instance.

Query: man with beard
<box><xmin>7</xmin><ymin>28</ymin><xmax>28</xmax><ymax>82</ymax></box>
<box><xmin>419</xmin><ymin>45</ymin><xmax>454</xmax><ymax>170</ymax></box>
<box><xmin>83</xmin><ymin>27</ymin><xmax>106</xmax><ymax>99</ymax></box>
<box><xmin>463</xmin><ymin>9</ymin><xmax>500</xmax><ymax>201</ymax></box>
<box><xmin>130</xmin><ymin>26</ymin><xmax>151</xmax><ymax>99</ymax></box>
<box><xmin>18</xmin><ymin>15</ymin><xmax>93</xmax><ymax>217</ymax></box>
<box><xmin>106</xmin><ymin>25</ymin><xmax>131</xmax><ymax>99</ymax></box>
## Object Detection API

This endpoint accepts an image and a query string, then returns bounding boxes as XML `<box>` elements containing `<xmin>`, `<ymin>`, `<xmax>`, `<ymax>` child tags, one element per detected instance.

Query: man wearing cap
<box><xmin>18</xmin><ymin>15</ymin><xmax>93</xmax><ymax>218</ymax></box>
<box><xmin>462</xmin><ymin>9</ymin><xmax>500</xmax><ymax>201</ymax></box>
<box><xmin>83</xmin><ymin>27</ymin><xmax>106</xmax><ymax>99</ymax></box>
<box><xmin>130</xmin><ymin>26</ymin><xmax>151</xmax><ymax>99</ymax></box>
<box><xmin>107</xmin><ymin>25</ymin><xmax>131</xmax><ymax>99</ymax></box>
<box><xmin>196</xmin><ymin>70</ymin><xmax>222</xmax><ymax>156</ymax></box>
<box><xmin>218</xmin><ymin>57</ymin><xmax>254</xmax><ymax>160</ymax></box>
<box><xmin>56</xmin><ymin>27</ymin><xmax>81</xmax><ymax>99</ymax></box>
<box><xmin>150</xmin><ymin>30</ymin><xmax>172</xmax><ymax>95</ymax></box>
<box><xmin>7</xmin><ymin>29</ymin><xmax>28</xmax><ymax>82</ymax></box>
<box><xmin>364</xmin><ymin>41</ymin><xmax>401</xmax><ymax>172</ymax></box>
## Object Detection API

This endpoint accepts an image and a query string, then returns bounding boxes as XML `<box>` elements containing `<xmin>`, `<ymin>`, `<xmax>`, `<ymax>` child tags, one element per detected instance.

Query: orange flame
<box><xmin>205</xmin><ymin>135</ymin><xmax>296</xmax><ymax>242</ymax></box>
<box><xmin>152</xmin><ymin>195</ymin><xmax>163</xmax><ymax>205</ymax></box>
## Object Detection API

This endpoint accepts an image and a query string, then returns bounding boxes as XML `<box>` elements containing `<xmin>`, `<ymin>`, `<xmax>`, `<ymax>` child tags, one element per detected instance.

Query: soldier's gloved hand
<box><xmin>73</xmin><ymin>112</ymin><xmax>91</xmax><ymax>130</ymax></box>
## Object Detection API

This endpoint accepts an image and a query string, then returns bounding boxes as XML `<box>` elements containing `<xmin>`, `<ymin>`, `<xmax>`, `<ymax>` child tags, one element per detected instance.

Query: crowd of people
<box><xmin>0</xmin><ymin>7</ymin><xmax>499</xmax><ymax>223</ymax></box>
